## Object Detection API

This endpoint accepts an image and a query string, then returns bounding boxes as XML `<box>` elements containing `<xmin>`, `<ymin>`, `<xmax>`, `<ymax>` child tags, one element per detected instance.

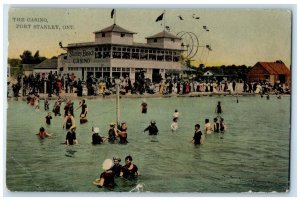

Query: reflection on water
<box><xmin>65</xmin><ymin>149</ymin><xmax>77</xmax><ymax>158</ymax></box>
<box><xmin>6</xmin><ymin>96</ymin><xmax>290</xmax><ymax>192</ymax></box>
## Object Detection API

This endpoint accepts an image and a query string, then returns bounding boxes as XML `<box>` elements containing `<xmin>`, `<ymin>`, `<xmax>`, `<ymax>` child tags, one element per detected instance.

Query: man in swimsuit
<box><xmin>109</xmin><ymin>157</ymin><xmax>123</xmax><ymax>177</ymax></box>
<box><xmin>144</xmin><ymin>120</ymin><xmax>159</xmax><ymax>135</ymax></box>
<box><xmin>120</xmin><ymin>155</ymin><xmax>140</xmax><ymax>179</ymax></box>
<box><xmin>192</xmin><ymin>124</ymin><xmax>202</xmax><ymax>145</ymax></box>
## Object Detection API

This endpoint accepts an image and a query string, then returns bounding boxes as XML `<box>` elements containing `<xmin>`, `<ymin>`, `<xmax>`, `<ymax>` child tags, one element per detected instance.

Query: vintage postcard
<box><xmin>5</xmin><ymin>6</ymin><xmax>293</xmax><ymax>194</ymax></box>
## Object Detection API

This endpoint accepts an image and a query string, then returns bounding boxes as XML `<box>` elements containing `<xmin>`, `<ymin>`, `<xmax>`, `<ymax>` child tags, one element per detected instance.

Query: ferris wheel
<box><xmin>176</xmin><ymin>31</ymin><xmax>200</xmax><ymax>60</ymax></box>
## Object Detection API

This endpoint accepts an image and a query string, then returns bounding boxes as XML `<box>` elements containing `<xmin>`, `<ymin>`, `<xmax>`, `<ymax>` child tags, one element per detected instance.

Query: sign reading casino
<box><xmin>68</xmin><ymin>48</ymin><xmax>94</xmax><ymax>64</ymax></box>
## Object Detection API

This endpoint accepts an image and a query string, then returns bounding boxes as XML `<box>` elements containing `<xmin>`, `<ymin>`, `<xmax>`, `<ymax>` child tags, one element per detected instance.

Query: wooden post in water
<box><xmin>115</xmin><ymin>79</ymin><xmax>120</xmax><ymax>125</ymax></box>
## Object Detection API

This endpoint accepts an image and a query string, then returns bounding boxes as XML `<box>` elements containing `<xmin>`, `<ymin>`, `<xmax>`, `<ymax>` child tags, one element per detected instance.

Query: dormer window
<box><xmin>102</xmin><ymin>33</ymin><xmax>105</xmax><ymax>37</ymax></box>
<box><xmin>121</xmin><ymin>33</ymin><xmax>125</xmax><ymax>37</ymax></box>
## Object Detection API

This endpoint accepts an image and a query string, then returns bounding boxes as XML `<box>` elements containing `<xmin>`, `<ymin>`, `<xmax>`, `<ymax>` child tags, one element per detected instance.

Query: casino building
<box><xmin>58</xmin><ymin>24</ymin><xmax>184</xmax><ymax>82</ymax></box>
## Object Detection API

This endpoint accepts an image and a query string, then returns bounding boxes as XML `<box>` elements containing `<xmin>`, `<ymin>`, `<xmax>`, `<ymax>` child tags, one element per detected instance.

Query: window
<box><xmin>121</xmin><ymin>33</ymin><xmax>125</xmax><ymax>37</ymax></box>
<box><xmin>171</xmin><ymin>38</ymin><xmax>175</xmax><ymax>42</ymax></box>
<box><xmin>102</xmin><ymin>33</ymin><xmax>105</xmax><ymax>37</ymax></box>
<box><xmin>154</xmin><ymin>39</ymin><xmax>157</xmax><ymax>43</ymax></box>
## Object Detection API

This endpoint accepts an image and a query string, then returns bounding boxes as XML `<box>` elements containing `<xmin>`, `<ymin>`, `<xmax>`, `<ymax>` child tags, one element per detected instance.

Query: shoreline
<box><xmin>7</xmin><ymin>91</ymin><xmax>290</xmax><ymax>101</ymax></box>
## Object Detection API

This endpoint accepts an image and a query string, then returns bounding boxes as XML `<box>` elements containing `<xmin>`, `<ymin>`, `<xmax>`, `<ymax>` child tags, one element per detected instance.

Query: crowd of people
<box><xmin>8</xmin><ymin>71</ymin><xmax>290</xmax><ymax>99</ymax></box>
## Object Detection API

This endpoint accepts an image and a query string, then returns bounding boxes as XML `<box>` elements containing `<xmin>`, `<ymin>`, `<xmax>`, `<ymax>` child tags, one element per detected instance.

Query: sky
<box><xmin>7</xmin><ymin>7</ymin><xmax>292</xmax><ymax>67</ymax></box>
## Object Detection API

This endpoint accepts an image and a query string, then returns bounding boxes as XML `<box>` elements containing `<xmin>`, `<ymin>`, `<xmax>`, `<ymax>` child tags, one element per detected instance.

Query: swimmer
<box><xmin>215</xmin><ymin>101</ymin><xmax>223</xmax><ymax>116</ymax></box>
<box><xmin>120</xmin><ymin>155</ymin><xmax>140</xmax><ymax>179</ymax></box>
<box><xmin>171</xmin><ymin>118</ymin><xmax>178</xmax><ymax>132</ymax></box>
<box><xmin>63</xmin><ymin>112</ymin><xmax>75</xmax><ymax>130</ymax></box>
<box><xmin>213</xmin><ymin>117</ymin><xmax>219</xmax><ymax>133</ymax></box>
<box><xmin>65</xmin><ymin>125</ymin><xmax>78</xmax><ymax>145</ymax></box>
<box><xmin>44</xmin><ymin>98</ymin><xmax>49</xmax><ymax>111</ymax></box>
<box><xmin>93</xmin><ymin>159</ymin><xmax>115</xmax><ymax>188</ymax></box>
<box><xmin>92</xmin><ymin>127</ymin><xmax>106</xmax><ymax>145</ymax></box>
<box><xmin>140</xmin><ymin>101</ymin><xmax>148</xmax><ymax>114</ymax></box>
<box><xmin>144</xmin><ymin>120</ymin><xmax>159</xmax><ymax>135</ymax></box>
<box><xmin>45</xmin><ymin>112</ymin><xmax>52</xmax><ymax>125</ymax></box>
<box><xmin>108</xmin><ymin>122</ymin><xmax>118</xmax><ymax>143</ymax></box>
<box><xmin>204</xmin><ymin>119</ymin><xmax>213</xmax><ymax>134</ymax></box>
<box><xmin>109</xmin><ymin>157</ymin><xmax>123</xmax><ymax>177</ymax></box>
<box><xmin>173</xmin><ymin>109</ymin><xmax>180</xmax><ymax>121</ymax></box>
<box><xmin>117</xmin><ymin>122</ymin><xmax>128</xmax><ymax>144</ymax></box>
<box><xmin>36</xmin><ymin>127</ymin><xmax>52</xmax><ymax>139</ymax></box>
<box><xmin>191</xmin><ymin>124</ymin><xmax>202</xmax><ymax>145</ymax></box>
<box><xmin>76</xmin><ymin>99</ymin><xmax>88</xmax><ymax>119</ymax></box>
<box><xmin>220</xmin><ymin>118</ymin><xmax>226</xmax><ymax>133</ymax></box>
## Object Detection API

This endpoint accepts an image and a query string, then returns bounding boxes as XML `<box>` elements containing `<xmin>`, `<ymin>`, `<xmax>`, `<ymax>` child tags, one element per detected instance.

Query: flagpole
<box><xmin>114</xmin><ymin>9</ymin><xmax>116</xmax><ymax>24</ymax></box>
<box><xmin>163</xmin><ymin>10</ymin><xmax>166</xmax><ymax>31</ymax></box>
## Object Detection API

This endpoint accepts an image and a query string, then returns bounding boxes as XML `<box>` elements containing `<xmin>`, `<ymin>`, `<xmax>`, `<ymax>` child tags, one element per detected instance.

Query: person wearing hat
<box><xmin>65</xmin><ymin>125</ymin><xmax>78</xmax><ymax>145</ymax></box>
<box><xmin>92</xmin><ymin>127</ymin><xmax>105</xmax><ymax>145</ymax></box>
<box><xmin>93</xmin><ymin>159</ymin><xmax>115</xmax><ymax>188</ymax></box>
<box><xmin>63</xmin><ymin>112</ymin><xmax>75</xmax><ymax>130</ymax></box>
<box><xmin>144</xmin><ymin>120</ymin><xmax>159</xmax><ymax>135</ymax></box>
<box><xmin>109</xmin><ymin>157</ymin><xmax>123</xmax><ymax>177</ymax></box>
<box><xmin>120</xmin><ymin>155</ymin><xmax>140</xmax><ymax>179</ymax></box>
<box><xmin>108</xmin><ymin>122</ymin><xmax>118</xmax><ymax>143</ymax></box>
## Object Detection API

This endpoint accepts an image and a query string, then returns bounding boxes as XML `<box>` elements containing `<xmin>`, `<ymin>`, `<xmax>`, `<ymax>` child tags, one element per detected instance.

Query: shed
<box><xmin>247</xmin><ymin>61</ymin><xmax>290</xmax><ymax>85</ymax></box>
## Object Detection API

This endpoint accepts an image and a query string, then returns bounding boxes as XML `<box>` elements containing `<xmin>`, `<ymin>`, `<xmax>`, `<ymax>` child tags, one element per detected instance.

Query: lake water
<box><xmin>6</xmin><ymin>95</ymin><xmax>290</xmax><ymax>193</ymax></box>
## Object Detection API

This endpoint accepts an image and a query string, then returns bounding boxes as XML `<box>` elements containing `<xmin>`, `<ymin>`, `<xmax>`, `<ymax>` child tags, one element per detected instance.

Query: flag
<box><xmin>111</xmin><ymin>9</ymin><xmax>115</xmax><ymax>19</ymax></box>
<box><xmin>156</xmin><ymin>12</ymin><xmax>164</xmax><ymax>22</ymax></box>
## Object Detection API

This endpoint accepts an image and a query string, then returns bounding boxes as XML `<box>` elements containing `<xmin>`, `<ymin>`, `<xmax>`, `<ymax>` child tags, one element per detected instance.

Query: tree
<box><xmin>20</xmin><ymin>50</ymin><xmax>34</xmax><ymax>64</ymax></box>
<box><xmin>20</xmin><ymin>50</ymin><xmax>46</xmax><ymax>64</ymax></box>
<box><xmin>8</xmin><ymin>58</ymin><xmax>21</xmax><ymax>67</ymax></box>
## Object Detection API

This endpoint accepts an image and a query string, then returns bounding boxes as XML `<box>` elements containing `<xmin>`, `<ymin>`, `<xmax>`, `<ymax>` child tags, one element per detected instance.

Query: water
<box><xmin>6</xmin><ymin>95</ymin><xmax>290</xmax><ymax>192</ymax></box>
